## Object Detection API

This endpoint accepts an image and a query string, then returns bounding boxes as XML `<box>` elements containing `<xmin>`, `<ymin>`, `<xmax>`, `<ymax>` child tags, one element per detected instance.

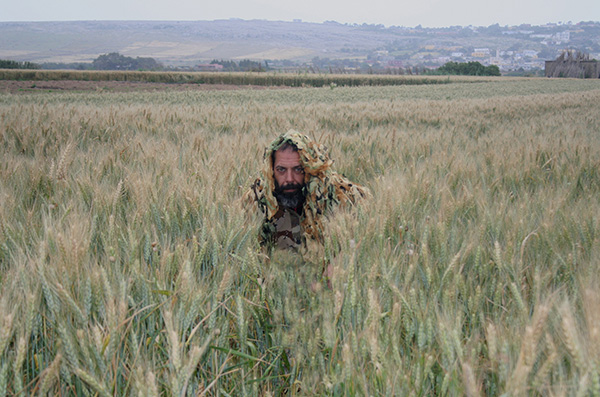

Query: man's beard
<box><xmin>274</xmin><ymin>182</ymin><xmax>305</xmax><ymax>210</ymax></box>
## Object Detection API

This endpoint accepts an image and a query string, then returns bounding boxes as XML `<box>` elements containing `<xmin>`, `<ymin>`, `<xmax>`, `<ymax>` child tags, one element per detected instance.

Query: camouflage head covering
<box><xmin>243</xmin><ymin>130</ymin><xmax>369</xmax><ymax>246</ymax></box>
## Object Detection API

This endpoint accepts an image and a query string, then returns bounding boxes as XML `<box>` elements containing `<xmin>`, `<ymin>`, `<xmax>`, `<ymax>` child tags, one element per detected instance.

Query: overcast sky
<box><xmin>1</xmin><ymin>0</ymin><xmax>598</xmax><ymax>27</ymax></box>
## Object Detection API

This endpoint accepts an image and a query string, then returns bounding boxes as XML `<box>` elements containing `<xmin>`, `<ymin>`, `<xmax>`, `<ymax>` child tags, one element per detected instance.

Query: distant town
<box><xmin>274</xmin><ymin>21</ymin><xmax>600</xmax><ymax>75</ymax></box>
<box><xmin>374</xmin><ymin>26</ymin><xmax>581</xmax><ymax>73</ymax></box>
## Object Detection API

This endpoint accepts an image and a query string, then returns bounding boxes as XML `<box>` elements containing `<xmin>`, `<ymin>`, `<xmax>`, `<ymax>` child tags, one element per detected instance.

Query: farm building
<box><xmin>545</xmin><ymin>51</ymin><xmax>600</xmax><ymax>78</ymax></box>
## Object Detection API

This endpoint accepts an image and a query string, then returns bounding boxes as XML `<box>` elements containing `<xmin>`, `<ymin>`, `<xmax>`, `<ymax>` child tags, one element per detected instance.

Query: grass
<box><xmin>1</xmin><ymin>77</ymin><xmax>600</xmax><ymax>394</ymax></box>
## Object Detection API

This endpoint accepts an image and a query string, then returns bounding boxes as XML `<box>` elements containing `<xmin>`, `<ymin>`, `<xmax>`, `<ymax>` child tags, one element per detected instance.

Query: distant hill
<box><xmin>1</xmin><ymin>20</ymin><xmax>599</xmax><ymax>70</ymax></box>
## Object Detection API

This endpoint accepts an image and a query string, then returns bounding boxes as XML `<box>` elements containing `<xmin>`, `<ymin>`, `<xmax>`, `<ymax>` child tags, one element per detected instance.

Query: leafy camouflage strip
<box><xmin>243</xmin><ymin>130</ymin><xmax>370</xmax><ymax>245</ymax></box>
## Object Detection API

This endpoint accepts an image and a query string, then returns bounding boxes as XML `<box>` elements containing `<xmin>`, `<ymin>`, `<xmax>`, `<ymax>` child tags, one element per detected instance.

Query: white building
<box><xmin>555</xmin><ymin>31</ymin><xmax>570</xmax><ymax>42</ymax></box>
<box><xmin>523</xmin><ymin>50</ymin><xmax>539</xmax><ymax>58</ymax></box>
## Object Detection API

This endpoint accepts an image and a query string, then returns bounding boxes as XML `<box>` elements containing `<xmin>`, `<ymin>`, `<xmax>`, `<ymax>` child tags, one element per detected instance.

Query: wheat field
<box><xmin>1</xmin><ymin>77</ymin><xmax>600</xmax><ymax>395</ymax></box>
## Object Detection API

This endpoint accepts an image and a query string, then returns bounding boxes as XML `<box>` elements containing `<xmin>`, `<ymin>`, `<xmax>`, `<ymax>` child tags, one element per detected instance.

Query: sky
<box><xmin>1</xmin><ymin>0</ymin><xmax>598</xmax><ymax>27</ymax></box>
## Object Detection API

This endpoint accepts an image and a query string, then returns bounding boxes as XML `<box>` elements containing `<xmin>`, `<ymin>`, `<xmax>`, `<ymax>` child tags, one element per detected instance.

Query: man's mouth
<box><xmin>275</xmin><ymin>183</ymin><xmax>303</xmax><ymax>196</ymax></box>
<box><xmin>274</xmin><ymin>182</ymin><xmax>305</xmax><ymax>209</ymax></box>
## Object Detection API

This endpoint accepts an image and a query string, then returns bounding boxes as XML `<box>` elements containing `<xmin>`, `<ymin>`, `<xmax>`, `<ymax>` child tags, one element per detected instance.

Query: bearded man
<box><xmin>243</xmin><ymin>130</ymin><xmax>369</xmax><ymax>252</ymax></box>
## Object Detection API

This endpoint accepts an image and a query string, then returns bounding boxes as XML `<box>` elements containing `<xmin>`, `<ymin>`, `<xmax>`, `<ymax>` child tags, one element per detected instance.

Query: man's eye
<box><xmin>293</xmin><ymin>167</ymin><xmax>304</xmax><ymax>174</ymax></box>
<box><xmin>275</xmin><ymin>167</ymin><xmax>286</xmax><ymax>173</ymax></box>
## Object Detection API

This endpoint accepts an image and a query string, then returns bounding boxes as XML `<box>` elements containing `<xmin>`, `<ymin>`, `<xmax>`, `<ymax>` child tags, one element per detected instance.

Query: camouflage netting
<box><xmin>243</xmin><ymin>130</ymin><xmax>369</xmax><ymax>248</ymax></box>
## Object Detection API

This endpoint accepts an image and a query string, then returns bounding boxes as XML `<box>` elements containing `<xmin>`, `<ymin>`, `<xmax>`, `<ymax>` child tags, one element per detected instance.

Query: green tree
<box><xmin>0</xmin><ymin>59</ymin><xmax>40</xmax><ymax>69</ymax></box>
<box><xmin>435</xmin><ymin>61</ymin><xmax>500</xmax><ymax>76</ymax></box>
<box><xmin>485</xmin><ymin>64</ymin><xmax>501</xmax><ymax>76</ymax></box>
<box><xmin>92</xmin><ymin>53</ymin><xmax>162</xmax><ymax>71</ymax></box>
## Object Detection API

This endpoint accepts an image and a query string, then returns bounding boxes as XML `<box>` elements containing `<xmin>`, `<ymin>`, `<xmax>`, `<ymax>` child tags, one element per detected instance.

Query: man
<box><xmin>243</xmin><ymin>130</ymin><xmax>369</xmax><ymax>252</ymax></box>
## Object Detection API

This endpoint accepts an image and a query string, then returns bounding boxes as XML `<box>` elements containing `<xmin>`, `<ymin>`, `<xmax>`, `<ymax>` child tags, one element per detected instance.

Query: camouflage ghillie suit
<box><xmin>243</xmin><ymin>130</ymin><xmax>369</xmax><ymax>251</ymax></box>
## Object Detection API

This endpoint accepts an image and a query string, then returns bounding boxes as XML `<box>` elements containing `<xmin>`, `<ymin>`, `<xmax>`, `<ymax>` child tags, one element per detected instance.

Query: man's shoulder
<box><xmin>330</xmin><ymin>173</ymin><xmax>370</xmax><ymax>205</ymax></box>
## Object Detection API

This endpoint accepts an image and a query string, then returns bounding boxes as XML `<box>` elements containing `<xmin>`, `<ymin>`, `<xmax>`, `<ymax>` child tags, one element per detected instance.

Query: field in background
<box><xmin>1</xmin><ymin>78</ymin><xmax>600</xmax><ymax>395</ymax></box>
<box><xmin>0</xmin><ymin>69</ymin><xmax>492</xmax><ymax>88</ymax></box>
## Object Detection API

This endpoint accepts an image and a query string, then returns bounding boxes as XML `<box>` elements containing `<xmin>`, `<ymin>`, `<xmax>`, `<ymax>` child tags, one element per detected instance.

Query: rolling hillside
<box><xmin>1</xmin><ymin>19</ymin><xmax>599</xmax><ymax>68</ymax></box>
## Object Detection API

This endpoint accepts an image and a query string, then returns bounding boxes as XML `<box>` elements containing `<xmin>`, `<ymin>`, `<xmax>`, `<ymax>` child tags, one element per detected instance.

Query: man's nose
<box><xmin>283</xmin><ymin>170</ymin><xmax>294</xmax><ymax>183</ymax></box>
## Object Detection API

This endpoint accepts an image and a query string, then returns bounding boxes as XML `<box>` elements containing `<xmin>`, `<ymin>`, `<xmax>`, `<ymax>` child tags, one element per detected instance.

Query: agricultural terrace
<box><xmin>1</xmin><ymin>75</ymin><xmax>600</xmax><ymax>395</ymax></box>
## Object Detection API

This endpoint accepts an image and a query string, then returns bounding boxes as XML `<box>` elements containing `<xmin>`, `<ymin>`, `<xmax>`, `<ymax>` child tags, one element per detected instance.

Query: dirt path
<box><xmin>0</xmin><ymin>80</ymin><xmax>291</xmax><ymax>94</ymax></box>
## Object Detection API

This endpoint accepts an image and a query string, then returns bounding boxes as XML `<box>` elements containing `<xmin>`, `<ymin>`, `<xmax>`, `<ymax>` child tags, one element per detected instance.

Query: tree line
<box><xmin>2</xmin><ymin>54</ymin><xmax>502</xmax><ymax>76</ymax></box>
<box><xmin>427</xmin><ymin>61</ymin><xmax>501</xmax><ymax>76</ymax></box>
<box><xmin>2</xmin><ymin>54</ymin><xmax>267</xmax><ymax>72</ymax></box>
<box><xmin>0</xmin><ymin>59</ymin><xmax>40</xmax><ymax>69</ymax></box>
<box><xmin>1</xmin><ymin>53</ymin><xmax>163</xmax><ymax>71</ymax></box>
<box><xmin>209</xmin><ymin>59</ymin><xmax>267</xmax><ymax>72</ymax></box>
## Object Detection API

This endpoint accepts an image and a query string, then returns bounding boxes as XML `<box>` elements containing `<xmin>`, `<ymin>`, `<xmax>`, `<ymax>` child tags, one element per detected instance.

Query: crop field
<box><xmin>0</xmin><ymin>69</ymin><xmax>465</xmax><ymax>88</ymax></box>
<box><xmin>1</xmin><ymin>76</ymin><xmax>600</xmax><ymax>395</ymax></box>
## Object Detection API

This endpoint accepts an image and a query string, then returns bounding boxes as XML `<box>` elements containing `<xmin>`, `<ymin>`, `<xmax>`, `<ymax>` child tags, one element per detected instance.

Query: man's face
<box><xmin>273</xmin><ymin>148</ymin><xmax>305</xmax><ymax>193</ymax></box>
